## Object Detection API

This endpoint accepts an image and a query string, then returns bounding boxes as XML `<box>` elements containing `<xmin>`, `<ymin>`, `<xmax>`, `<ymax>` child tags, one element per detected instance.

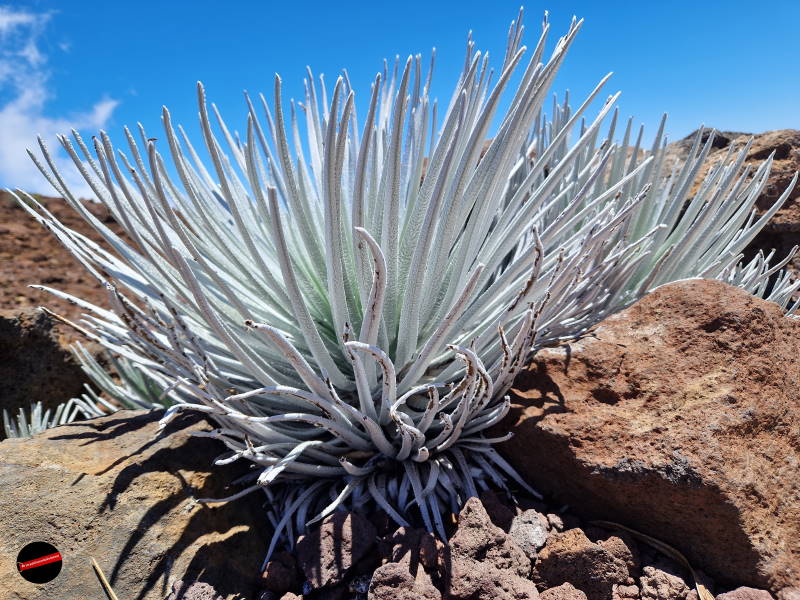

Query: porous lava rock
<box><xmin>0</xmin><ymin>308</ymin><xmax>89</xmax><ymax>434</ymax></box>
<box><xmin>612</xmin><ymin>584</ymin><xmax>641</xmax><ymax>599</ymax></box>
<box><xmin>295</xmin><ymin>511</ymin><xmax>377</xmax><ymax>590</ymax></box>
<box><xmin>260</xmin><ymin>551</ymin><xmax>300</xmax><ymax>595</ymax></box>
<box><xmin>445</xmin><ymin>496</ymin><xmax>539</xmax><ymax>599</ymax></box>
<box><xmin>509</xmin><ymin>509</ymin><xmax>549</xmax><ymax>562</ymax></box>
<box><xmin>378</xmin><ymin>526</ymin><xmax>447</xmax><ymax>584</ymax></box>
<box><xmin>0</xmin><ymin>410</ymin><xmax>265</xmax><ymax>600</ymax></box>
<box><xmin>533</xmin><ymin>528</ymin><xmax>630</xmax><ymax>599</ymax></box>
<box><xmin>540</xmin><ymin>583</ymin><xmax>589</xmax><ymax>600</ymax></box>
<box><xmin>503</xmin><ymin>279</ymin><xmax>800</xmax><ymax>592</ymax></box>
<box><xmin>639</xmin><ymin>564</ymin><xmax>693</xmax><ymax>599</ymax></box>
<box><xmin>260</xmin><ymin>491</ymin><xmax>778</xmax><ymax>600</ymax></box>
<box><xmin>368</xmin><ymin>561</ymin><xmax>442</xmax><ymax>600</ymax></box>
<box><xmin>716</xmin><ymin>587</ymin><xmax>774</xmax><ymax>600</ymax></box>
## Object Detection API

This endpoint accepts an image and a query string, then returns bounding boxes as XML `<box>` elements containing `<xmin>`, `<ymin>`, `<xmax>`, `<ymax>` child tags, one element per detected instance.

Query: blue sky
<box><xmin>1</xmin><ymin>0</ymin><xmax>799</xmax><ymax>197</ymax></box>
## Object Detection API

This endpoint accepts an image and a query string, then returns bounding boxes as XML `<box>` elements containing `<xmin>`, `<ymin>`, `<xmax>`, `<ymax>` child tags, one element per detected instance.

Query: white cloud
<box><xmin>0</xmin><ymin>6</ymin><xmax>118</xmax><ymax>199</ymax></box>
<box><xmin>0</xmin><ymin>5</ymin><xmax>40</xmax><ymax>34</ymax></box>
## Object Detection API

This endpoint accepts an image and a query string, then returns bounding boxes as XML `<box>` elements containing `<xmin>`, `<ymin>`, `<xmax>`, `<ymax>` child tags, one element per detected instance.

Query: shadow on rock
<box><xmin>0</xmin><ymin>409</ymin><xmax>267</xmax><ymax>600</ymax></box>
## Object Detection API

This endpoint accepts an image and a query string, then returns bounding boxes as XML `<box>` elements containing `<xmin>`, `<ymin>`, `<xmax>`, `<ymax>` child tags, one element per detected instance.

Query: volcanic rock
<box><xmin>503</xmin><ymin>279</ymin><xmax>800</xmax><ymax>592</ymax></box>
<box><xmin>446</xmin><ymin>496</ymin><xmax>539</xmax><ymax>599</ymax></box>
<box><xmin>533</xmin><ymin>528</ymin><xmax>630</xmax><ymax>599</ymax></box>
<box><xmin>742</xmin><ymin>130</ymin><xmax>800</xmax><ymax>291</ymax></box>
<box><xmin>509</xmin><ymin>509</ymin><xmax>549</xmax><ymax>561</ymax></box>
<box><xmin>589</xmin><ymin>530</ymin><xmax>639</xmax><ymax>577</ymax></box>
<box><xmin>368</xmin><ymin>562</ymin><xmax>442</xmax><ymax>600</ymax></box>
<box><xmin>663</xmin><ymin>129</ymin><xmax>800</xmax><ymax>281</ymax></box>
<box><xmin>612</xmin><ymin>584</ymin><xmax>640</xmax><ymax>599</ymax></box>
<box><xmin>379</xmin><ymin>526</ymin><xmax>447</xmax><ymax>584</ymax></box>
<box><xmin>261</xmin><ymin>551</ymin><xmax>300</xmax><ymax>595</ymax></box>
<box><xmin>716</xmin><ymin>588</ymin><xmax>774</xmax><ymax>600</ymax></box>
<box><xmin>639</xmin><ymin>565</ymin><xmax>693</xmax><ymax>600</ymax></box>
<box><xmin>295</xmin><ymin>511</ymin><xmax>377</xmax><ymax>590</ymax></box>
<box><xmin>663</xmin><ymin>129</ymin><xmax>800</xmax><ymax>224</ymax></box>
<box><xmin>0</xmin><ymin>409</ymin><xmax>266</xmax><ymax>600</ymax></box>
<box><xmin>0</xmin><ymin>308</ymin><xmax>89</xmax><ymax>435</ymax></box>
<box><xmin>540</xmin><ymin>583</ymin><xmax>589</xmax><ymax>600</ymax></box>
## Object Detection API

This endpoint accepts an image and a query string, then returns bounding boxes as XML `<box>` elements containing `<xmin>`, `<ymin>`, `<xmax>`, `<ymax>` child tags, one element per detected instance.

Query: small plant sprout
<box><xmin>2</xmin><ymin>395</ymin><xmax>110</xmax><ymax>439</ymax></box>
<box><xmin>13</xmin><ymin>9</ymin><xmax>797</xmax><ymax>559</ymax></box>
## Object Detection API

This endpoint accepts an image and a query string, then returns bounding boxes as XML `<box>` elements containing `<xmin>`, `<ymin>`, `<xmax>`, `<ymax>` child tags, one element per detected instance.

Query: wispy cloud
<box><xmin>0</xmin><ymin>6</ymin><xmax>118</xmax><ymax>199</ymax></box>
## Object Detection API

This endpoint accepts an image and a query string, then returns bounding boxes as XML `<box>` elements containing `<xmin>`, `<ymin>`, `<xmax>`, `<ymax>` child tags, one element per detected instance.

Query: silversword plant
<box><xmin>2</xmin><ymin>396</ymin><xmax>108</xmax><ymax>439</ymax></box>
<box><xmin>14</xmin><ymin>9</ymin><xmax>798</xmax><ymax>559</ymax></box>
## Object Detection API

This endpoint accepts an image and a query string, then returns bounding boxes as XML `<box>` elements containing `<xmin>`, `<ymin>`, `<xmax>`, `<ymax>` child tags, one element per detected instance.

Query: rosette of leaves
<box><xmin>2</xmin><ymin>395</ymin><xmax>109</xmax><ymax>439</ymax></box>
<box><xmin>13</xmin><ymin>9</ymin><xmax>797</xmax><ymax>558</ymax></box>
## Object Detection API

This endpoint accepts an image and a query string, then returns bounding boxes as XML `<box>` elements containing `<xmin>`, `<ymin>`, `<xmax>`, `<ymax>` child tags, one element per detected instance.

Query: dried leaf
<box><xmin>91</xmin><ymin>557</ymin><xmax>121</xmax><ymax>600</ymax></box>
<box><xmin>590</xmin><ymin>520</ymin><xmax>714</xmax><ymax>600</ymax></box>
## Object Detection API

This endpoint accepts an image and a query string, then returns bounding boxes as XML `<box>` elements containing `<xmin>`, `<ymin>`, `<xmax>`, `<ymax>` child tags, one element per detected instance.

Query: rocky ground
<box><xmin>662</xmin><ymin>129</ymin><xmax>800</xmax><ymax>281</ymax></box>
<box><xmin>1</xmin><ymin>130</ymin><xmax>799</xmax><ymax>599</ymax></box>
<box><xmin>0</xmin><ymin>191</ymin><xmax>129</xmax><ymax>433</ymax></box>
<box><xmin>0</xmin><ymin>350</ymin><xmax>800</xmax><ymax>600</ymax></box>
<box><xmin>0</xmin><ymin>191</ymin><xmax>129</xmax><ymax>338</ymax></box>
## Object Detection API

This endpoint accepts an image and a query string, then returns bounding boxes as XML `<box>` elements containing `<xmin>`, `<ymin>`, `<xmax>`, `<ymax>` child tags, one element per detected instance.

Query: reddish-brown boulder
<box><xmin>533</xmin><ymin>529</ymin><xmax>630</xmax><ymax>599</ymax></box>
<box><xmin>503</xmin><ymin>279</ymin><xmax>800</xmax><ymax>592</ymax></box>
<box><xmin>446</xmin><ymin>497</ymin><xmax>539</xmax><ymax>599</ymax></box>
